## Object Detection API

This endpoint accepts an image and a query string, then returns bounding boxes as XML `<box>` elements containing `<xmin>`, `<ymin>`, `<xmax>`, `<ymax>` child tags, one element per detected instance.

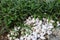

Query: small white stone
<box><xmin>35</xmin><ymin>18</ymin><xmax>39</xmax><ymax>22</ymax></box>
<box><xmin>31</xmin><ymin>18</ymin><xmax>35</xmax><ymax>23</ymax></box>
<box><xmin>48</xmin><ymin>23</ymin><xmax>53</xmax><ymax>26</ymax></box>
<box><xmin>37</xmin><ymin>34</ymin><xmax>40</xmax><ymax>37</ymax></box>
<box><xmin>41</xmin><ymin>29</ymin><xmax>46</xmax><ymax>32</ymax></box>
<box><xmin>7</xmin><ymin>34</ymin><xmax>10</xmax><ymax>37</ymax></box>
<box><xmin>28</xmin><ymin>17</ymin><xmax>31</xmax><ymax>20</ymax></box>
<box><xmin>20</xmin><ymin>36</ymin><xmax>24</xmax><ymax>40</ymax></box>
<box><xmin>43</xmin><ymin>18</ymin><xmax>46</xmax><ymax>21</ymax></box>
<box><xmin>13</xmin><ymin>37</ymin><xmax>16</xmax><ymax>39</ymax></box>
<box><xmin>57</xmin><ymin>21</ymin><xmax>60</xmax><ymax>26</ymax></box>
<box><xmin>15</xmin><ymin>38</ymin><xmax>19</xmax><ymax>40</ymax></box>
<box><xmin>32</xmin><ymin>38</ymin><xmax>37</xmax><ymax>40</ymax></box>
<box><xmin>48</xmin><ymin>28</ymin><xmax>52</xmax><ymax>30</ymax></box>
<box><xmin>14</xmin><ymin>27</ymin><xmax>18</xmax><ymax>31</ymax></box>
<box><xmin>40</xmin><ymin>36</ymin><xmax>45</xmax><ymax>39</ymax></box>
<box><xmin>47</xmin><ymin>31</ymin><xmax>52</xmax><ymax>35</ymax></box>
<box><xmin>48</xmin><ymin>26</ymin><xmax>53</xmax><ymax>29</ymax></box>
<box><xmin>42</xmin><ymin>25</ymin><xmax>47</xmax><ymax>29</ymax></box>
<box><xmin>9</xmin><ymin>37</ymin><xmax>12</xmax><ymax>40</ymax></box>
<box><xmin>40</xmin><ymin>33</ymin><xmax>45</xmax><ymax>36</ymax></box>
<box><xmin>38</xmin><ymin>20</ymin><xmax>42</xmax><ymax>25</ymax></box>
<box><xmin>50</xmin><ymin>20</ymin><xmax>55</xmax><ymax>23</ymax></box>
<box><xmin>18</xmin><ymin>27</ymin><xmax>20</xmax><ymax>30</ymax></box>
<box><xmin>15</xmin><ymin>33</ymin><xmax>18</xmax><ymax>36</ymax></box>
<box><xmin>11</xmin><ymin>32</ymin><xmax>14</xmax><ymax>35</ymax></box>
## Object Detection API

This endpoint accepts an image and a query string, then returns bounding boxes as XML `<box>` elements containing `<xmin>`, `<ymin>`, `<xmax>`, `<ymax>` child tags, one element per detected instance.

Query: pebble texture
<box><xmin>49</xmin><ymin>28</ymin><xmax>60</xmax><ymax>40</ymax></box>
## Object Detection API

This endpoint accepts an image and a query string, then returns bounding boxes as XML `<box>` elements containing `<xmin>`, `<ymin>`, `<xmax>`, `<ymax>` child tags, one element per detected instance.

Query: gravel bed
<box><xmin>7</xmin><ymin>17</ymin><xmax>60</xmax><ymax>40</ymax></box>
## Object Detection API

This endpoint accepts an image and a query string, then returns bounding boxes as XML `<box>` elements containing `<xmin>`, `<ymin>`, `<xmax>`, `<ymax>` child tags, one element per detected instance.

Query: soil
<box><xmin>0</xmin><ymin>32</ymin><xmax>9</xmax><ymax>40</ymax></box>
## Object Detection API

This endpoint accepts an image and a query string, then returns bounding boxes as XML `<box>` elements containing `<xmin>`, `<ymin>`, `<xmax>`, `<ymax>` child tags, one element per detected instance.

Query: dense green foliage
<box><xmin>0</xmin><ymin>0</ymin><xmax>60</xmax><ymax>34</ymax></box>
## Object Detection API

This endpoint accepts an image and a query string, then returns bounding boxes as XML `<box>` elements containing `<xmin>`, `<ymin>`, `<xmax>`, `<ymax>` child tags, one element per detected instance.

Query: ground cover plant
<box><xmin>0</xmin><ymin>0</ymin><xmax>60</xmax><ymax>40</ymax></box>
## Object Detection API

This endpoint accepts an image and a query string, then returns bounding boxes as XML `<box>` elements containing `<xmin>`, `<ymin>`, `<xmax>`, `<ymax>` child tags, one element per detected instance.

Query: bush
<box><xmin>0</xmin><ymin>0</ymin><xmax>60</xmax><ymax>34</ymax></box>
